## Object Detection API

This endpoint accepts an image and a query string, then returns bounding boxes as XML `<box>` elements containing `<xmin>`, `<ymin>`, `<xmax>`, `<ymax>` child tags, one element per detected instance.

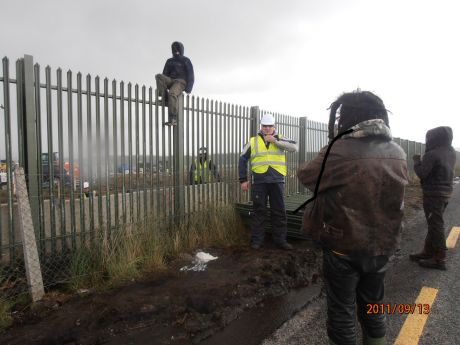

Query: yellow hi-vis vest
<box><xmin>194</xmin><ymin>161</ymin><xmax>210</xmax><ymax>183</ymax></box>
<box><xmin>250</xmin><ymin>135</ymin><xmax>287</xmax><ymax>176</ymax></box>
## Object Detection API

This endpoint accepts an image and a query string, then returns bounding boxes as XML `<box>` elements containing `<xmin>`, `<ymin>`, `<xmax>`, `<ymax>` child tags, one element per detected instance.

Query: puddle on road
<box><xmin>199</xmin><ymin>283</ymin><xmax>322</xmax><ymax>345</ymax></box>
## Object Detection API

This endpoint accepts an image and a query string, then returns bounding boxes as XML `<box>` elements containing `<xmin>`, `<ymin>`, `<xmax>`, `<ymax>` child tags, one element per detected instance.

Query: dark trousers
<box><xmin>423</xmin><ymin>194</ymin><xmax>449</xmax><ymax>254</ymax></box>
<box><xmin>155</xmin><ymin>74</ymin><xmax>186</xmax><ymax>118</ymax></box>
<box><xmin>323</xmin><ymin>250</ymin><xmax>389</xmax><ymax>345</ymax></box>
<box><xmin>251</xmin><ymin>182</ymin><xmax>287</xmax><ymax>245</ymax></box>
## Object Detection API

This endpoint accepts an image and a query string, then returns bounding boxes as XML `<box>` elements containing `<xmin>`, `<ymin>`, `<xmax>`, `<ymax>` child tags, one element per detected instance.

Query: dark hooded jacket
<box><xmin>162</xmin><ymin>41</ymin><xmax>194</xmax><ymax>93</ymax></box>
<box><xmin>297</xmin><ymin>119</ymin><xmax>409</xmax><ymax>256</ymax></box>
<box><xmin>414</xmin><ymin>126</ymin><xmax>456</xmax><ymax>196</ymax></box>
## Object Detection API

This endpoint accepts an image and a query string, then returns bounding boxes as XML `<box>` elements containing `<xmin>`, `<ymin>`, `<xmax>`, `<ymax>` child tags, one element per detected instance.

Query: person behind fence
<box><xmin>297</xmin><ymin>90</ymin><xmax>409</xmax><ymax>345</ymax></box>
<box><xmin>239</xmin><ymin>113</ymin><xmax>298</xmax><ymax>251</ymax></box>
<box><xmin>409</xmin><ymin>126</ymin><xmax>456</xmax><ymax>270</ymax></box>
<box><xmin>189</xmin><ymin>147</ymin><xmax>221</xmax><ymax>185</ymax></box>
<box><xmin>155</xmin><ymin>41</ymin><xmax>194</xmax><ymax>126</ymax></box>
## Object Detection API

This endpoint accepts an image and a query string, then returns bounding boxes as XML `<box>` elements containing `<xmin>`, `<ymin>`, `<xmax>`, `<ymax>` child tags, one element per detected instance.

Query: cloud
<box><xmin>1</xmin><ymin>0</ymin><xmax>460</xmax><ymax>147</ymax></box>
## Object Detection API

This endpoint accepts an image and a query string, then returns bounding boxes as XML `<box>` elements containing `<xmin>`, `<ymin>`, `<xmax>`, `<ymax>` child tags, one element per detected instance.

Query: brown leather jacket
<box><xmin>297</xmin><ymin>120</ymin><xmax>409</xmax><ymax>256</ymax></box>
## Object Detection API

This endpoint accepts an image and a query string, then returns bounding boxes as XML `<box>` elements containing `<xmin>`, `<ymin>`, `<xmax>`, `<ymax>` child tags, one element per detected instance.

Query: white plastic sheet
<box><xmin>180</xmin><ymin>251</ymin><xmax>218</xmax><ymax>272</ymax></box>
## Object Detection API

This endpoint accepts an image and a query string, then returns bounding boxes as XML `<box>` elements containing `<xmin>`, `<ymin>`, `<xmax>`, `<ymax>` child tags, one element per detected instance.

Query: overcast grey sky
<box><xmin>1</xmin><ymin>0</ymin><xmax>459</xmax><ymax>148</ymax></box>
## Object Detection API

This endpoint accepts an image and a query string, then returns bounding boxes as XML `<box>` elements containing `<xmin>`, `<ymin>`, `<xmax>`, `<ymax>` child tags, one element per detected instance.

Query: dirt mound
<box><xmin>0</xmin><ymin>242</ymin><xmax>321</xmax><ymax>345</ymax></box>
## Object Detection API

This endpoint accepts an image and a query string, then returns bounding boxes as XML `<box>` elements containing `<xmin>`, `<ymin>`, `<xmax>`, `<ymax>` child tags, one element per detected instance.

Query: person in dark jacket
<box><xmin>239</xmin><ymin>113</ymin><xmax>298</xmax><ymax>250</ymax></box>
<box><xmin>156</xmin><ymin>41</ymin><xmax>194</xmax><ymax>126</ymax></box>
<box><xmin>189</xmin><ymin>147</ymin><xmax>221</xmax><ymax>185</ymax></box>
<box><xmin>297</xmin><ymin>90</ymin><xmax>409</xmax><ymax>345</ymax></box>
<box><xmin>410</xmin><ymin>126</ymin><xmax>456</xmax><ymax>270</ymax></box>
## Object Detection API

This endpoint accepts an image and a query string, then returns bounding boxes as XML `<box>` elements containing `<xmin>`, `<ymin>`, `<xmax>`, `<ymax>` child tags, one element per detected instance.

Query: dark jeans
<box><xmin>323</xmin><ymin>250</ymin><xmax>389</xmax><ymax>345</ymax></box>
<box><xmin>423</xmin><ymin>194</ymin><xmax>449</xmax><ymax>253</ymax></box>
<box><xmin>251</xmin><ymin>182</ymin><xmax>287</xmax><ymax>245</ymax></box>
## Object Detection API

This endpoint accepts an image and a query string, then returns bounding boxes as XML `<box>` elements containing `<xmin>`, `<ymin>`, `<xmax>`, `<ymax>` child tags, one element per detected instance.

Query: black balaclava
<box><xmin>171</xmin><ymin>41</ymin><xmax>184</xmax><ymax>57</ymax></box>
<box><xmin>199</xmin><ymin>148</ymin><xmax>207</xmax><ymax>163</ymax></box>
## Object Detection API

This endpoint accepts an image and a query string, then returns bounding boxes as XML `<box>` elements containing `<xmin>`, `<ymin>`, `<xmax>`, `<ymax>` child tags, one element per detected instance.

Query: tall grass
<box><xmin>68</xmin><ymin>204</ymin><xmax>247</xmax><ymax>290</ymax></box>
<box><xmin>0</xmin><ymin>297</ymin><xmax>13</xmax><ymax>330</ymax></box>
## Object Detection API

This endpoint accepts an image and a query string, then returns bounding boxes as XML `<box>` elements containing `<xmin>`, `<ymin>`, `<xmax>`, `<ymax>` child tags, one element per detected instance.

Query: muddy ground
<box><xmin>0</xmin><ymin>244</ymin><xmax>321</xmax><ymax>345</ymax></box>
<box><xmin>0</xmin><ymin>184</ymin><xmax>422</xmax><ymax>345</ymax></box>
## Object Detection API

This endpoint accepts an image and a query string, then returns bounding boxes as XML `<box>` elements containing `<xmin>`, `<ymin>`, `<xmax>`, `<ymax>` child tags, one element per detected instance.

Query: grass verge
<box><xmin>68</xmin><ymin>204</ymin><xmax>247</xmax><ymax>290</ymax></box>
<box><xmin>0</xmin><ymin>204</ymin><xmax>248</xmax><ymax>329</ymax></box>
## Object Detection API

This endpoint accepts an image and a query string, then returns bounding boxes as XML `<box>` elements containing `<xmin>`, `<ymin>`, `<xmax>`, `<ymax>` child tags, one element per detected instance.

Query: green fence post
<box><xmin>298</xmin><ymin>116</ymin><xmax>307</xmax><ymax>193</ymax></box>
<box><xmin>19</xmin><ymin>55</ymin><xmax>40</xmax><ymax>236</ymax></box>
<box><xmin>174</xmin><ymin>95</ymin><xmax>185</xmax><ymax>219</ymax></box>
<box><xmin>250</xmin><ymin>106</ymin><xmax>259</xmax><ymax>137</ymax></box>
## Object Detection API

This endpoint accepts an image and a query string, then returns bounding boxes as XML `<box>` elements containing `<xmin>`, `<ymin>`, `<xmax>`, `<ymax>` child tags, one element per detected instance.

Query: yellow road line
<box><xmin>393</xmin><ymin>287</ymin><xmax>438</xmax><ymax>345</ymax></box>
<box><xmin>446</xmin><ymin>226</ymin><xmax>460</xmax><ymax>249</ymax></box>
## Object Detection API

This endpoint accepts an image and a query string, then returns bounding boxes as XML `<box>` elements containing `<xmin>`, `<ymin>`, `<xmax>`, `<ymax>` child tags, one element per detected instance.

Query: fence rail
<box><xmin>0</xmin><ymin>54</ymin><xmax>446</xmax><ymax>300</ymax></box>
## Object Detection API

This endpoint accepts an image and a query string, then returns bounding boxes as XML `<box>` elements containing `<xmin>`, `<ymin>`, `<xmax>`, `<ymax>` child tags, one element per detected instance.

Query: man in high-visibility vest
<box><xmin>239</xmin><ymin>113</ymin><xmax>298</xmax><ymax>250</ymax></box>
<box><xmin>189</xmin><ymin>147</ymin><xmax>221</xmax><ymax>185</ymax></box>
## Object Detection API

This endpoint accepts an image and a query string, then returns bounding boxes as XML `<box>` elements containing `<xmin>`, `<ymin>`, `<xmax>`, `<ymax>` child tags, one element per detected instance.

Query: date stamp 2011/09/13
<box><xmin>366</xmin><ymin>304</ymin><xmax>431</xmax><ymax>315</ymax></box>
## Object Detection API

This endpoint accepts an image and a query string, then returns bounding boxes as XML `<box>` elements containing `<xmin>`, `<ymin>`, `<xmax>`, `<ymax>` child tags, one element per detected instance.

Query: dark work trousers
<box><xmin>250</xmin><ymin>182</ymin><xmax>287</xmax><ymax>245</ymax></box>
<box><xmin>323</xmin><ymin>249</ymin><xmax>389</xmax><ymax>345</ymax></box>
<box><xmin>423</xmin><ymin>194</ymin><xmax>450</xmax><ymax>254</ymax></box>
<box><xmin>155</xmin><ymin>74</ymin><xmax>186</xmax><ymax>118</ymax></box>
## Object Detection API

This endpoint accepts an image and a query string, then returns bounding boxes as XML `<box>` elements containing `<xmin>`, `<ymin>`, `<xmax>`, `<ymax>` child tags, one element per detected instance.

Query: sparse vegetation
<box><xmin>0</xmin><ymin>204</ymin><xmax>248</xmax><ymax>330</ymax></box>
<box><xmin>68</xmin><ymin>204</ymin><xmax>247</xmax><ymax>290</ymax></box>
<box><xmin>0</xmin><ymin>297</ymin><xmax>13</xmax><ymax>330</ymax></box>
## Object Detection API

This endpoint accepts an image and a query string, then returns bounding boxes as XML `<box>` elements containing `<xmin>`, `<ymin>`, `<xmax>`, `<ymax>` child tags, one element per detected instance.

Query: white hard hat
<box><xmin>261</xmin><ymin>113</ymin><xmax>275</xmax><ymax>126</ymax></box>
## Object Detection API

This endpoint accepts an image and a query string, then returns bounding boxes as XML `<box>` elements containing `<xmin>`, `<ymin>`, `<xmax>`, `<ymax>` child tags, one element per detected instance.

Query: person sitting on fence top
<box><xmin>297</xmin><ymin>90</ymin><xmax>409</xmax><ymax>345</ymax></box>
<box><xmin>410</xmin><ymin>126</ymin><xmax>456</xmax><ymax>270</ymax></box>
<box><xmin>189</xmin><ymin>147</ymin><xmax>221</xmax><ymax>185</ymax></box>
<box><xmin>155</xmin><ymin>41</ymin><xmax>194</xmax><ymax>127</ymax></box>
<box><xmin>238</xmin><ymin>113</ymin><xmax>298</xmax><ymax>251</ymax></box>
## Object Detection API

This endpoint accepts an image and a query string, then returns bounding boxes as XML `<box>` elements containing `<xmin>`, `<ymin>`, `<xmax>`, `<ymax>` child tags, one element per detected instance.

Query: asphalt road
<box><xmin>262</xmin><ymin>183</ymin><xmax>460</xmax><ymax>345</ymax></box>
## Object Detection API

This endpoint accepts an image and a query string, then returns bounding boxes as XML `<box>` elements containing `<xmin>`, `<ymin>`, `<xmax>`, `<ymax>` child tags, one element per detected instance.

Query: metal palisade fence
<box><xmin>1</xmin><ymin>55</ymin><xmax>429</xmax><ymax>299</ymax></box>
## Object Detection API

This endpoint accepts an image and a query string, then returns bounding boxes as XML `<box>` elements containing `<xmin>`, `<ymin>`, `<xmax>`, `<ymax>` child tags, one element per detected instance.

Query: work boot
<box><xmin>409</xmin><ymin>243</ymin><xmax>433</xmax><ymax>261</ymax></box>
<box><xmin>409</xmin><ymin>251</ymin><xmax>433</xmax><ymax>262</ymax></box>
<box><xmin>276</xmin><ymin>242</ymin><xmax>293</xmax><ymax>251</ymax></box>
<box><xmin>418</xmin><ymin>250</ymin><xmax>446</xmax><ymax>270</ymax></box>
<box><xmin>363</xmin><ymin>334</ymin><xmax>386</xmax><ymax>345</ymax></box>
<box><xmin>418</xmin><ymin>258</ymin><xmax>446</xmax><ymax>270</ymax></box>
